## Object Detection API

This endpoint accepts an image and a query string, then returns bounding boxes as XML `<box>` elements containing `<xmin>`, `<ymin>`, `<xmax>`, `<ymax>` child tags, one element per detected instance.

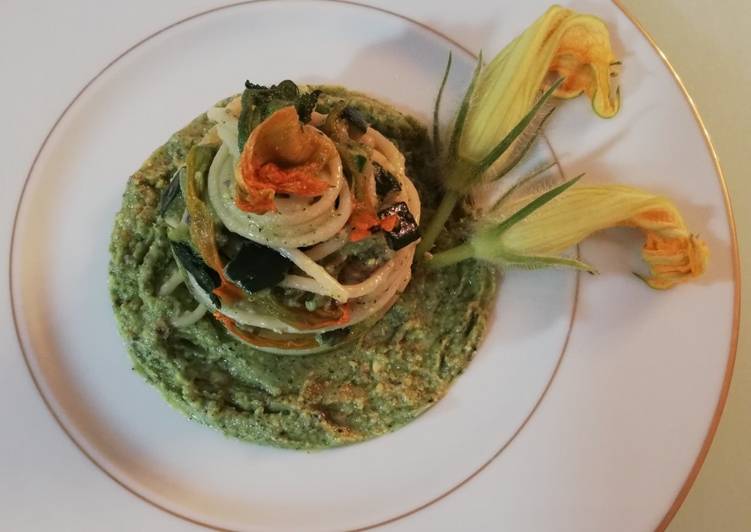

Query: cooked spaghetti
<box><xmin>160</xmin><ymin>82</ymin><xmax>423</xmax><ymax>354</ymax></box>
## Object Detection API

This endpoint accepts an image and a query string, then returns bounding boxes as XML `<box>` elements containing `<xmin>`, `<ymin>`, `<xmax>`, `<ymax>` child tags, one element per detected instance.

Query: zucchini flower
<box><xmin>419</xmin><ymin>4</ymin><xmax>621</xmax><ymax>255</ymax></box>
<box><xmin>456</xmin><ymin>5</ymin><xmax>620</xmax><ymax>174</ymax></box>
<box><xmin>428</xmin><ymin>178</ymin><xmax>708</xmax><ymax>290</ymax></box>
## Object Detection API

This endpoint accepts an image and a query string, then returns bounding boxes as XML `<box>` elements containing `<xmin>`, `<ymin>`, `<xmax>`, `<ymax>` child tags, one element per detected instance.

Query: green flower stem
<box><xmin>426</xmin><ymin>242</ymin><xmax>475</xmax><ymax>268</ymax></box>
<box><xmin>416</xmin><ymin>189</ymin><xmax>461</xmax><ymax>257</ymax></box>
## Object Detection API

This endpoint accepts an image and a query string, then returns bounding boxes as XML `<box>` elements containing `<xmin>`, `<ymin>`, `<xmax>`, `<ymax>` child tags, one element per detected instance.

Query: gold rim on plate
<box><xmin>611</xmin><ymin>2</ymin><xmax>741</xmax><ymax>530</ymax></box>
<box><xmin>7</xmin><ymin>1</ymin><xmax>740</xmax><ymax>531</ymax></box>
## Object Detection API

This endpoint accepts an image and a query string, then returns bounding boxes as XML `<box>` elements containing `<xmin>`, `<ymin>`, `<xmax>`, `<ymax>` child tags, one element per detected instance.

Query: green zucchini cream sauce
<box><xmin>109</xmin><ymin>87</ymin><xmax>497</xmax><ymax>449</ymax></box>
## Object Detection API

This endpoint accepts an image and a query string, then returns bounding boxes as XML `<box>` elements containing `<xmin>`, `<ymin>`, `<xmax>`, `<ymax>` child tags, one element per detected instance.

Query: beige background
<box><xmin>619</xmin><ymin>1</ymin><xmax>750</xmax><ymax>530</ymax></box>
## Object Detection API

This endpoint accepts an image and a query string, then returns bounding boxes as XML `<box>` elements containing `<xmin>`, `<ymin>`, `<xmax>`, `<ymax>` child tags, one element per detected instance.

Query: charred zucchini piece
<box><xmin>224</xmin><ymin>241</ymin><xmax>293</xmax><ymax>293</ymax></box>
<box><xmin>317</xmin><ymin>327</ymin><xmax>351</xmax><ymax>346</ymax></box>
<box><xmin>378</xmin><ymin>201</ymin><xmax>420</xmax><ymax>250</ymax></box>
<box><xmin>341</xmin><ymin>106</ymin><xmax>368</xmax><ymax>136</ymax></box>
<box><xmin>373</xmin><ymin>162</ymin><xmax>401</xmax><ymax>197</ymax></box>
<box><xmin>171</xmin><ymin>241</ymin><xmax>222</xmax><ymax>307</ymax></box>
<box><xmin>159</xmin><ymin>168</ymin><xmax>183</xmax><ymax>216</ymax></box>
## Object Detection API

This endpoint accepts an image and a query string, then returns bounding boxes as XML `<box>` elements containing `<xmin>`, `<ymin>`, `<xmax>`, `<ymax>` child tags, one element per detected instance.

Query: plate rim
<box><xmin>6</xmin><ymin>1</ymin><xmax>740</xmax><ymax>531</ymax></box>
<box><xmin>610</xmin><ymin>1</ymin><xmax>741</xmax><ymax>530</ymax></box>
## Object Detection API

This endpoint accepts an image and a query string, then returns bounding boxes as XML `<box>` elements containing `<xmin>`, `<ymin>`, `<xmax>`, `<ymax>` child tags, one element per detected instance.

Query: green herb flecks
<box><xmin>237</xmin><ymin>80</ymin><xmax>320</xmax><ymax>151</ymax></box>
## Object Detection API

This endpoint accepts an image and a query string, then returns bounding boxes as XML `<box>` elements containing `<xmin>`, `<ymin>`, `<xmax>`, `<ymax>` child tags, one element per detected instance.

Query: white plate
<box><xmin>5</xmin><ymin>1</ymin><xmax>738</xmax><ymax>531</ymax></box>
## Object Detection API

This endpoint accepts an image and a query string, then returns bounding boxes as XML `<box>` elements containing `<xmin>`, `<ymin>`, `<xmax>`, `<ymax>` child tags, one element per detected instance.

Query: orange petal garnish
<box><xmin>235</xmin><ymin>106</ymin><xmax>334</xmax><ymax>214</ymax></box>
<box><xmin>213</xmin><ymin>312</ymin><xmax>318</xmax><ymax>349</ymax></box>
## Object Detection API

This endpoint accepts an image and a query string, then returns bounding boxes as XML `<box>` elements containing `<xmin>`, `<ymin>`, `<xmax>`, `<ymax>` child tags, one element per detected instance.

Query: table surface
<box><xmin>1</xmin><ymin>1</ymin><xmax>748</xmax><ymax>530</ymax></box>
<box><xmin>621</xmin><ymin>1</ymin><xmax>751</xmax><ymax>530</ymax></box>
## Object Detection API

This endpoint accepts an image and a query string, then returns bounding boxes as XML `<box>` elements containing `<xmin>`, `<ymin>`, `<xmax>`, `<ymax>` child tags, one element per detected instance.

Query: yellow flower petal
<box><xmin>460</xmin><ymin>5</ymin><xmax>620</xmax><ymax>165</ymax></box>
<box><xmin>489</xmin><ymin>185</ymin><xmax>708</xmax><ymax>289</ymax></box>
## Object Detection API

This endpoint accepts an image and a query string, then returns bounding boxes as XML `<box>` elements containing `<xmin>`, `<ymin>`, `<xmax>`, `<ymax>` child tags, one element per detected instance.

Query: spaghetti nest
<box><xmin>109</xmin><ymin>85</ymin><xmax>497</xmax><ymax>448</ymax></box>
<box><xmin>159</xmin><ymin>83</ymin><xmax>425</xmax><ymax>354</ymax></box>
